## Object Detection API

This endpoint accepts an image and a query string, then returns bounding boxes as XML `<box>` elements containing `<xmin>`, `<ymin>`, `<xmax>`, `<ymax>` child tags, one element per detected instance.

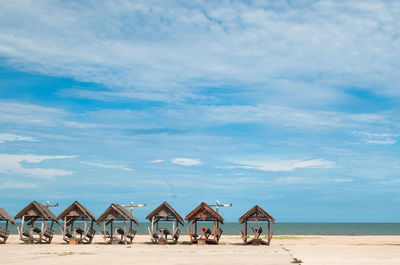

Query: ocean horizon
<box><xmin>8</xmin><ymin>222</ymin><xmax>400</xmax><ymax>236</ymax></box>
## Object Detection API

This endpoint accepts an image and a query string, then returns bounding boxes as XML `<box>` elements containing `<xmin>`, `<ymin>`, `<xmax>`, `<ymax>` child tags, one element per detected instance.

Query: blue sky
<box><xmin>0</xmin><ymin>0</ymin><xmax>400</xmax><ymax>222</ymax></box>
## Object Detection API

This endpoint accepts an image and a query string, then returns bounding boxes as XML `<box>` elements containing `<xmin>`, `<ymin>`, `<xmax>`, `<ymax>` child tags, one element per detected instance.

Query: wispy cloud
<box><xmin>0</xmin><ymin>181</ymin><xmax>38</xmax><ymax>189</ymax></box>
<box><xmin>224</xmin><ymin>159</ymin><xmax>335</xmax><ymax>172</ymax></box>
<box><xmin>0</xmin><ymin>154</ymin><xmax>76</xmax><ymax>179</ymax></box>
<box><xmin>0</xmin><ymin>133</ymin><xmax>38</xmax><ymax>144</ymax></box>
<box><xmin>172</xmin><ymin>158</ymin><xmax>202</xmax><ymax>166</ymax></box>
<box><xmin>149</xmin><ymin>159</ymin><xmax>164</xmax><ymax>163</ymax></box>
<box><xmin>356</xmin><ymin>132</ymin><xmax>398</xmax><ymax>145</ymax></box>
<box><xmin>0</xmin><ymin>1</ymin><xmax>400</xmax><ymax>102</ymax></box>
<box><xmin>79</xmin><ymin>161</ymin><xmax>133</xmax><ymax>171</ymax></box>
<box><xmin>331</xmin><ymin>178</ymin><xmax>353</xmax><ymax>183</ymax></box>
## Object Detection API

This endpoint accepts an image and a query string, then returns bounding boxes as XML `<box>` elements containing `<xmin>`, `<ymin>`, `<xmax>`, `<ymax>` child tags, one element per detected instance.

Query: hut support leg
<box><xmin>20</xmin><ymin>216</ymin><xmax>25</xmax><ymax>241</ymax></box>
<box><xmin>123</xmin><ymin>221</ymin><xmax>126</xmax><ymax>244</ymax></box>
<box><xmin>110</xmin><ymin>221</ymin><xmax>113</xmax><ymax>243</ymax></box>
<box><xmin>213</xmin><ymin>220</ymin><xmax>216</xmax><ymax>239</ymax></box>
<box><xmin>84</xmin><ymin>217</ymin><xmax>87</xmax><ymax>234</ymax></box>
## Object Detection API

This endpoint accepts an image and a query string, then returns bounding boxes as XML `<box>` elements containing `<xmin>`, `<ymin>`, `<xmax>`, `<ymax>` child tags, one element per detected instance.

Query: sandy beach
<box><xmin>1</xmin><ymin>235</ymin><xmax>399</xmax><ymax>265</ymax></box>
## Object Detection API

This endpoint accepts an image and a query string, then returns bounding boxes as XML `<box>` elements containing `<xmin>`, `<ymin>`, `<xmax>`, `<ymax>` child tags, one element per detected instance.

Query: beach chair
<box><xmin>40</xmin><ymin>228</ymin><xmax>54</xmax><ymax>244</ymax></box>
<box><xmin>215</xmin><ymin>227</ymin><xmax>223</xmax><ymax>242</ymax></box>
<box><xmin>81</xmin><ymin>227</ymin><xmax>96</xmax><ymax>244</ymax></box>
<box><xmin>148</xmin><ymin>226</ymin><xmax>159</xmax><ymax>244</ymax></box>
<box><xmin>62</xmin><ymin>228</ymin><xmax>73</xmax><ymax>243</ymax></box>
<box><xmin>101</xmin><ymin>230</ymin><xmax>112</xmax><ymax>243</ymax></box>
<box><xmin>126</xmin><ymin>228</ymin><xmax>136</xmax><ymax>243</ymax></box>
<box><xmin>172</xmin><ymin>227</ymin><xmax>180</xmax><ymax>243</ymax></box>
<box><xmin>0</xmin><ymin>227</ymin><xmax>10</xmax><ymax>243</ymax></box>
<box><xmin>18</xmin><ymin>227</ymin><xmax>39</xmax><ymax>244</ymax></box>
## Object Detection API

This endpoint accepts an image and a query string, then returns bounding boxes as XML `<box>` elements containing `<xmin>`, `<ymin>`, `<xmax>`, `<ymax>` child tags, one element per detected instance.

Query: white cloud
<box><xmin>356</xmin><ymin>132</ymin><xmax>398</xmax><ymax>145</ymax></box>
<box><xmin>225</xmin><ymin>158</ymin><xmax>335</xmax><ymax>172</ymax></box>
<box><xmin>79</xmin><ymin>161</ymin><xmax>133</xmax><ymax>171</ymax></box>
<box><xmin>0</xmin><ymin>181</ymin><xmax>38</xmax><ymax>189</ymax></box>
<box><xmin>149</xmin><ymin>159</ymin><xmax>164</xmax><ymax>163</ymax></box>
<box><xmin>0</xmin><ymin>133</ymin><xmax>38</xmax><ymax>144</ymax></box>
<box><xmin>0</xmin><ymin>154</ymin><xmax>76</xmax><ymax>179</ymax></box>
<box><xmin>172</xmin><ymin>158</ymin><xmax>202</xmax><ymax>166</ymax></box>
<box><xmin>0</xmin><ymin>1</ymin><xmax>399</xmax><ymax>102</ymax></box>
<box><xmin>331</xmin><ymin>178</ymin><xmax>353</xmax><ymax>183</ymax></box>
<box><xmin>0</xmin><ymin>100</ymin><xmax>100</xmax><ymax>129</ymax></box>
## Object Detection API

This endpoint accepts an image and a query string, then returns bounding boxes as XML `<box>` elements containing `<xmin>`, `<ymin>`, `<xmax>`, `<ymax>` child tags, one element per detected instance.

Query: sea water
<box><xmin>6</xmin><ymin>222</ymin><xmax>400</xmax><ymax>235</ymax></box>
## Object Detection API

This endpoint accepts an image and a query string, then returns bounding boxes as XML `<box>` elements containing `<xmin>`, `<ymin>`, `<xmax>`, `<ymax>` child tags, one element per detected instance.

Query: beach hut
<box><xmin>0</xmin><ymin>207</ymin><xmax>15</xmax><ymax>244</ymax></box>
<box><xmin>238</xmin><ymin>205</ymin><xmax>275</xmax><ymax>245</ymax></box>
<box><xmin>146</xmin><ymin>201</ymin><xmax>184</xmax><ymax>244</ymax></box>
<box><xmin>14</xmin><ymin>201</ymin><xmax>59</xmax><ymax>244</ymax></box>
<box><xmin>185</xmin><ymin>202</ymin><xmax>224</xmax><ymax>245</ymax></box>
<box><xmin>57</xmin><ymin>201</ymin><xmax>97</xmax><ymax>244</ymax></box>
<box><xmin>97</xmin><ymin>203</ymin><xmax>139</xmax><ymax>244</ymax></box>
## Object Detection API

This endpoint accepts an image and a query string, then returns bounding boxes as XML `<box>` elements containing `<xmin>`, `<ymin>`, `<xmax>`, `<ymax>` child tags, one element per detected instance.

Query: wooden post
<box><xmin>267</xmin><ymin>221</ymin><xmax>270</xmax><ymax>239</ymax></box>
<box><xmin>172</xmin><ymin>220</ymin><xmax>175</xmax><ymax>233</ymax></box>
<box><xmin>64</xmin><ymin>217</ymin><xmax>67</xmax><ymax>237</ymax></box>
<box><xmin>194</xmin><ymin>221</ymin><xmax>197</xmax><ymax>235</ymax></box>
<box><xmin>244</xmin><ymin>221</ymin><xmax>247</xmax><ymax>237</ymax></box>
<box><xmin>151</xmin><ymin>216</ymin><xmax>154</xmax><ymax>233</ymax></box>
<box><xmin>190</xmin><ymin>220</ymin><xmax>193</xmax><ymax>234</ymax></box>
<box><xmin>84</xmin><ymin>216</ymin><xmax>87</xmax><ymax>233</ymax></box>
<box><xmin>6</xmin><ymin>220</ymin><xmax>8</xmax><ymax>230</ymax></box>
<box><xmin>213</xmin><ymin>220</ymin><xmax>216</xmax><ymax>237</ymax></box>
<box><xmin>20</xmin><ymin>216</ymin><xmax>25</xmax><ymax>240</ymax></box>
<box><xmin>103</xmin><ymin>221</ymin><xmax>106</xmax><ymax>241</ymax></box>
<box><xmin>110</xmin><ymin>220</ymin><xmax>113</xmax><ymax>239</ymax></box>
<box><xmin>123</xmin><ymin>220</ymin><xmax>126</xmax><ymax>244</ymax></box>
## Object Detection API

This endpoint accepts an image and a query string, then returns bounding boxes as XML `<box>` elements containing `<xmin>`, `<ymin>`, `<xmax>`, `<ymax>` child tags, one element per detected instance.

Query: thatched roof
<box><xmin>97</xmin><ymin>204</ymin><xmax>138</xmax><ymax>224</ymax></box>
<box><xmin>146</xmin><ymin>201</ymin><xmax>183</xmax><ymax>225</ymax></box>
<box><xmin>57</xmin><ymin>201</ymin><xmax>97</xmax><ymax>221</ymax></box>
<box><xmin>238</xmin><ymin>205</ymin><xmax>275</xmax><ymax>223</ymax></box>
<box><xmin>0</xmin><ymin>207</ymin><xmax>15</xmax><ymax>224</ymax></box>
<box><xmin>14</xmin><ymin>201</ymin><xmax>58</xmax><ymax>223</ymax></box>
<box><xmin>185</xmin><ymin>202</ymin><xmax>224</xmax><ymax>223</ymax></box>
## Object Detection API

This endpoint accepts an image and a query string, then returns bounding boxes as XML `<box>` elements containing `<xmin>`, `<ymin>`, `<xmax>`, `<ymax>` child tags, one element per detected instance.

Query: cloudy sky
<box><xmin>0</xmin><ymin>0</ymin><xmax>399</xmax><ymax>222</ymax></box>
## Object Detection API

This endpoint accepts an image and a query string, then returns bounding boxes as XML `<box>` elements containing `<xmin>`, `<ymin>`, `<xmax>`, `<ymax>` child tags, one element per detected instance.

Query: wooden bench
<box><xmin>172</xmin><ymin>227</ymin><xmax>180</xmax><ymax>243</ymax></box>
<box><xmin>0</xmin><ymin>227</ymin><xmax>10</xmax><ymax>243</ymax></box>
<box><xmin>40</xmin><ymin>228</ymin><xmax>54</xmax><ymax>244</ymax></box>
<box><xmin>148</xmin><ymin>226</ymin><xmax>159</xmax><ymax>244</ymax></box>
<box><xmin>126</xmin><ymin>228</ymin><xmax>136</xmax><ymax>243</ymax></box>
<box><xmin>81</xmin><ymin>227</ymin><xmax>96</xmax><ymax>244</ymax></box>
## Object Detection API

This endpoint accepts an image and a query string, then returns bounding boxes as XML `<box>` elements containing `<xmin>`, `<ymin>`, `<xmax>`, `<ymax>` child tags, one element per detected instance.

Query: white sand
<box><xmin>1</xmin><ymin>235</ymin><xmax>399</xmax><ymax>265</ymax></box>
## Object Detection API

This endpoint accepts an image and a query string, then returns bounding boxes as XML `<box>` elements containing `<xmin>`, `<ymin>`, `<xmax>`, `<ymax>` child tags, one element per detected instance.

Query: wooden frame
<box><xmin>146</xmin><ymin>201</ymin><xmax>184</xmax><ymax>244</ymax></box>
<box><xmin>0</xmin><ymin>207</ymin><xmax>15</xmax><ymax>244</ymax></box>
<box><xmin>57</xmin><ymin>201</ymin><xmax>97</xmax><ymax>244</ymax></box>
<box><xmin>14</xmin><ymin>201</ymin><xmax>59</xmax><ymax>244</ymax></box>
<box><xmin>97</xmin><ymin>203</ymin><xmax>139</xmax><ymax>245</ymax></box>
<box><xmin>185</xmin><ymin>202</ymin><xmax>224</xmax><ymax>245</ymax></box>
<box><xmin>238</xmin><ymin>205</ymin><xmax>275</xmax><ymax>245</ymax></box>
